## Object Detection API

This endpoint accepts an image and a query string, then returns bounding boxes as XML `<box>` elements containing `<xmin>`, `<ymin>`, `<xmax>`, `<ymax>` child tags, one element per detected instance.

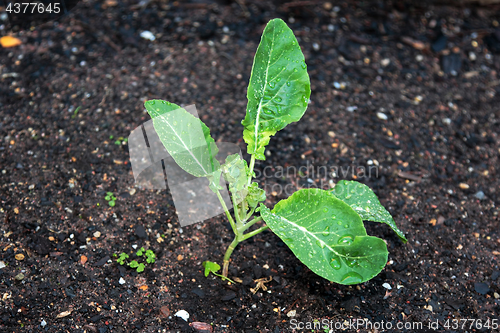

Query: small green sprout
<box><xmin>105</xmin><ymin>191</ymin><xmax>117</xmax><ymax>207</ymax></box>
<box><xmin>202</xmin><ymin>261</ymin><xmax>235</xmax><ymax>284</ymax></box>
<box><xmin>115</xmin><ymin>248</ymin><xmax>156</xmax><ymax>273</ymax></box>
<box><xmin>113</xmin><ymin>137</ymin><xmax>128</xmax><ymax>145</ymax></box>
<box><xmin>71</xmin><ymin>106</ymin><xmax>81</xmax><ymax>119</ymax></box>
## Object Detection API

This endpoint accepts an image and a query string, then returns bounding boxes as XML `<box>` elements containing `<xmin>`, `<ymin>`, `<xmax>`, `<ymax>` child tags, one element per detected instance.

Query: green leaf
<box><xmin>145</xmin><ymin>100</ymin><xmax>220</xmax><ymax>178</ymax></box>
<box><xmin>242</xmin><ymin>18</ymin><xmax>311</xmax><ymax>160</ymax></box>
<box><xmin>129</xmin><ymin>260</ymin><xmax>139</xmax><ymax>268</ymax></box>
<box><xmin>106</xmin><ymin>192</ymin><xmax>114</xmax><ymax>196</ymax></box>
<box><xmin>136</xmin><ymin>247</ymin><xmax>144</xmax><ymax>256</ymax></box>
<box><xmin>137</xmin><ymin>263</ymin><xmax>145</xmax><ymax>273</ymax></box>
<box><xmin>105</xmin><ymin>196</ymin><xmax>111</xmax><ymax>201</ymax></box>
<box><xmin>260</xmin><ymin>188</ymin><xmax>388</xmax><ymax>285</ymax></box>
<box><xmin>221</xmin><ymin>154</ymin><xmax>249</xmax><ymax>203</ymax></box>
<box><xmin>332</xmin><ymin>180</ymin><xmax>407</xmax><ymax>243</ymax></box>
<box><xmin>108</xmin><ymin>201</ymin><xmax>115</xmax><ymax>207</ymax></box>
<box><xmin>202</xmin><ymin>261</ymin><xmax>221</xmax><ymax>277</ymax></box>
<box><xmin>247</xmin><ymin>182</ymin><xmax>266</xmax><ymax>209</ymax></box>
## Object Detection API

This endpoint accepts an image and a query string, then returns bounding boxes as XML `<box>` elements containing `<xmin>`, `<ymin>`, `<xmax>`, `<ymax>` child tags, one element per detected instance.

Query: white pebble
<box><xmin>41</xmin><ymin>320</ymin><xmax>47</xmax><ymax>327</ymax></box>
<box><xmin>312</xmin><ymin>43</ymin><xmax>320</xmax><ymax>51</ymax></box>
<box><xmin>327</xmin><ymin>24</ymin><xmax>335</xmax><ymax>32</ymax></box>
<box><xmin>469</xmin><ymin>52</ymin><xmax>476</xmax><ymax>61</ymax></box>
<box><xmin>381</xmin><ymin>58</ymin><xmax>390</xmax><ymax>67</ymax></box>
<box><xmin>174</xmin><ymin>310</ymin><xmax>190</xmax><ymax>321</ymax></box>
<box><xmin>416</xmin><ymin>54</ymin><xmax>424</xmax><ymax>62</ymax></box>
<box><xmin>0</xmin><ymin>261</ymin><xmax>5</xmax><ymax>269</ymax></box>
<box><xmin>119</xmin><ymin>277</ymin><xmax>126</xmax><ymax>285</ymax></box>
<box><xmin>382</xmin><ymin>283</ymin><xmax>392</xmax><ymax>290</ymax></box>
<box><xmin>346</xmin><ymin>106</ymin><xmax>357</xmax><ymax>112</ymax></box>
<box><xmin>443</xmin><ymin>118</ymin><xmax>451</xmax><ymax>125</ymax></box>
<box><xmin>140</xmin><ymin>31</ymin><xmax>156</xmax><ymax>41</ymax></box>
<box><xmin>287</xmin><ymin>310</ymin><xmax>297</xmax><ymax>317</ymax></box>
<box><xmin>377</xmin><ymin>112</ymin><xmax>388</xmax><ymax>120</ymax></box>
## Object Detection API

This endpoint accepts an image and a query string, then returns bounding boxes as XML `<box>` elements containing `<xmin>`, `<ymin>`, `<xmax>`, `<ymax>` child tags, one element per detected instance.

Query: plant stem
<box><xmin>247</xmin><ymin>154</ymin><xmax>256</xmax><ymax>186</ymax></box>
<box><xmin>222</xmin><ymin>237</ymin><xmax>239</xmax><ymax>277</ymax></box>
<box><xmin>242</xmin><ymin>225</ymin><xmax>269</xmax><ymax>241</ymax></box>
<box><xmin>216</xmin><ymin>191</ymin><xmax>237</xmax><ymax>235</ymax></box>
<box><xmin>239</xmin><ymin>216</ymin><xmax>263</xmax><ymax>232</ymax></box>
<box><xmin>230</xmin><ymin>191</ymin><xmax>243</xmax><ymax>227</ymax></box>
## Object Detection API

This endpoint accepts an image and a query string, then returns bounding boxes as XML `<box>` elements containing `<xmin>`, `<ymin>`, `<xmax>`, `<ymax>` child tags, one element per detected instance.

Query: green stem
<box><xmin>216</xmin><ymin>191</ymin><xmax>237</xmax><ymax>235</ymax></box>
<box><xmin>247</xmin><ymin>154</ymin><xmax>256</xmax><ymax>186</ymax></box>
<box><xmin>222</xmin><ymin>237</ymin><xmax>240</xmax><ymax>277</ymax></box>
<box><xmin>239</xmin><ymin>216</ymin><xmax>263</xmax><ymax>233</ymax></box>
<box><xmin>242</xmin><ymin>225</ymin><xmax>269</xmax><ymax>241</ymax></box>
<box><xmin>230</xmin><ymin>191</ymin><xmax>243</xmax><ymax>227</ymax></box>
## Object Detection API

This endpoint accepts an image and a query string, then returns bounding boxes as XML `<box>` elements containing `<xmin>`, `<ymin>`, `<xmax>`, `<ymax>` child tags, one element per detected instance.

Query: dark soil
<box><xmin>1</xmin><ymin>0</ymin><xmax>499</xmax><ymax>332</ymax></box>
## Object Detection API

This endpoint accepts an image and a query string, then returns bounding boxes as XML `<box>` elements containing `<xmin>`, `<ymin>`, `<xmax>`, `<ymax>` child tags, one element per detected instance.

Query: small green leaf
<box><xmin>106</xmin><ymin>192</ymin><xmax>114</xmax><ymax>196</ymax></box>
<box><xmin>146</xmin><ymin>257</ymin><xmax>155</xmax><ymax>264</ymax></box>
<box><xmin>145</xmin><ymin>100</ymin><xmax>220</xmax><ymax>178</ymax></box>
<box><xmin>108</xmin><ymin>201</ymin><xmax>116</xmax><ymax>207</ymax></box>
<box><xmin>260</xmin><ymin>188</ymin><xmax>388</xmax><ymax>285</ymax></box>
<box><xmin>105</xmin><ymin>196</ymin><xmax>111</xmax><ymax>201</ymax></box>
<box><xmin>221</xmin><ymin>154</ymin><xmax>249</xmax><ymax>203</ymax></box>
<box><xmin>129</xmin><ymin>260</ymin><xmax>139</xmax><ymax>268</ymax></box>
<box><xmin>332</xmin><ymin>180</ymin><xmax>407</xmax><ymax>243</ymax></box>
<box><xmin>247</xmin><ymin>182</ymin><xmax>266</xmax><ymax>209</ymax></box>
<box><xmin>136</xmin><ymin>247</ymin><xmax>144</xmax><ymax>256</ymax></box>
<box><xmin>202</xmin><ymin>261</ymin><xmax>221</xmax><ymax>277</ymax></box>
<box><xmin>137</xmin><ymin>263</ymin><xmax>145</xmax><ymax>273</ymax></box>
<box><xmin>242</xmin><ymin>18</ymin><xmax>311</xmax><ymax>160</ymax></box>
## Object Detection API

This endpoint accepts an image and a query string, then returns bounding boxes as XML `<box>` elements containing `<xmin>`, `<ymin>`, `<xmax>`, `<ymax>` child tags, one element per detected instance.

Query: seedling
<box><xmin>144</xmin><ymin>18</ymin><xmax>406</xmax><ymax>285</ymax></box>
<box><xmin>115</xmin><ymin>247</ymin><xmax>156</xmax><ymax>273</ymax></box>
<box><xmin>105</xmin><ymin>192</ymin><xmax>117</xmax><ymax>207</ymax></box>
<box><xmin>110</xmin><ymin>136</ymin><xmax>128</xmax><ymax>146</ymax></box>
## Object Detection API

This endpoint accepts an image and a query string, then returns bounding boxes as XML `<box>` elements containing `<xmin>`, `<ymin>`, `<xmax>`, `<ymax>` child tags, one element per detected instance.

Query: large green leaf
<box><xmin>145</xmin><ymin>100</ymin><xmax>219</xmax><ymax>178</ymax></box>
<box><xmin>260</xmin><ymin>189</ymin><xmax>388</xmax><ymax>285</ymax></box>
<box><xmin>332</xmin><ymin>180</ymin><xmax>407</xmax><ymax>243</ymax></box>
<box><xmin>242</xmin><ymin>18</ymin><xmax>311</xmax><ymax>160</ymax></box>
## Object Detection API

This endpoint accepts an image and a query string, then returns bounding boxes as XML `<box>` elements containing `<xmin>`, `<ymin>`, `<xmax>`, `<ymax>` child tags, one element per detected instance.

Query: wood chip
<box><xmin>0</xmin><ymin>36</ymin><xmax>22</xmax><ymax>48</ymax></box>
<box><xmin>401</xmin><ymin>36</ymin><xmax>426</xmax><ymax>50</ymax></box>
<box><xmin>56</xmin><ymin>310</ymin><xmax>72</xmax><ymax>318</ymax></box>
<box><xmin>15</xmin><ymin>254</ymin><xmax>24</xmax><ymax>261</ymax></box>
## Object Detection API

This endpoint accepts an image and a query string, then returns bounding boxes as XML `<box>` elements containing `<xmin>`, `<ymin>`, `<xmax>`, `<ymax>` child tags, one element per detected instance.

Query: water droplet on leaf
<box><xmin>341</xmin><ymin>272</ymin><xmax>363</xmax><ymax>284</ymax></box>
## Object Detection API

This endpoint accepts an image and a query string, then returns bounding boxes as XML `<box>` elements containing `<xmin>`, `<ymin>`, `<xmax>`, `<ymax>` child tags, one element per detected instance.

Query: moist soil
<box><xmin>1</xmin><ymin>0</ymin><xmax>499</xmax><ymax>332</ymax></box>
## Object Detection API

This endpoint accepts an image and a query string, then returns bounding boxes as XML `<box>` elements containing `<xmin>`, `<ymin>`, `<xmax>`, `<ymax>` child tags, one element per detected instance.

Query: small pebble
<box><xmin>0</xmin><ymin>261</ymin><xmax>5</xmax><ymax>269</ymax></box>
<box><xmin>140</xmin><ymin>31</ymin><xmax>156</xmax><ymax>41</ymax></box>
<box><xmin>15</xmin><ymin>254</ymin><xmax>24</xmax><ymax>261</ymax></box>
<box><xmin>175</xmin><ymin>310</ymin><xmax>190</xmax><ymax>321</ymax></box>
<box><xmin>41</xmin><ymin>320</ymin><xmax>47</xmax><ymax>328</ymax></box>
<box><xmin>119</xmin><ymin>277</ymin><xmax>125</xmax><ymax>285</ymax></box>
<box><xmin>494</xmin><ymin>292</ymin><xmax>499</xmax><ymax>299</ymax></box>
<box><xmin>93</xmin><ymin>231</ymin><xmax>101</xmax><ymax>238</ymax></box>
<box><xmin>469</xmin><ymin>52</ymin><xmax>476</xmax><ymax>61</ymax></box>
<box><xmin>15</xmin><ymin>273</ymin><xmax>24</xmax><ymax>281</ymax></box>
<box><xmin>312</xmin><ymin>43</ymin><xmax>320</xmax><ymax>51</ymax></box>
<box><xmin>346</xmin><ymin>106</ymin><xmax>357</xmax><ymax>112</ymax></box>
<box><xmin>381</xmin><ymin>58</ymin><xmax>390</xmax><ymax>67</ymax></box>
<box><xmin>459</xmin><ymin>183</ymin><xmax>469</xmax><ymax>190</ymax></box>
<box><xmin>474</xmin><ymin>191</ymin><xmax>486</xmax><ymax>200</ymax></box>
<box><xmin>443</xmin><ymin>118</ymin><xmax>451</xmax><ymax>125</ymax></box>
<box><xmin>287</xmin><ymin>310</ymin><xmax>296</xmax><ymax>317</ymax></box>
<box><xmin>177</xmin><ymin>254</ymin><xmax>184</xmax><ymax>261</ymax></box>
<box><xmin>190</xmin><ymin>322</ymin><xmax>213</xmax><ymax>332</ymax></box>
<box><xmin>328</xmin><ymin>131</ymin><xmax>335</xmax><ymax>138</ymax></box>
<box><xmin>416</xmin><ymin>54</ymin><xmax>424</xmax><ymax>62</ymax></box>
<box><xmin>474</xmin><ymin>282</ymin><xmax>490</xmax><ymax>295</ymax></box>
<box><xmin>382</xmin><ymin>283</ymin><xmax>392</xmax><ymax>290</ymax></box>
<box><xmin>159</xmin><ymin>305</ymin><xmax>170</xmax><ymax>318</ymax></box>
<box><xmin>376</xmin><ymin>112</ymin><xmax>388</xmax><ymax>120</ymax></box>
